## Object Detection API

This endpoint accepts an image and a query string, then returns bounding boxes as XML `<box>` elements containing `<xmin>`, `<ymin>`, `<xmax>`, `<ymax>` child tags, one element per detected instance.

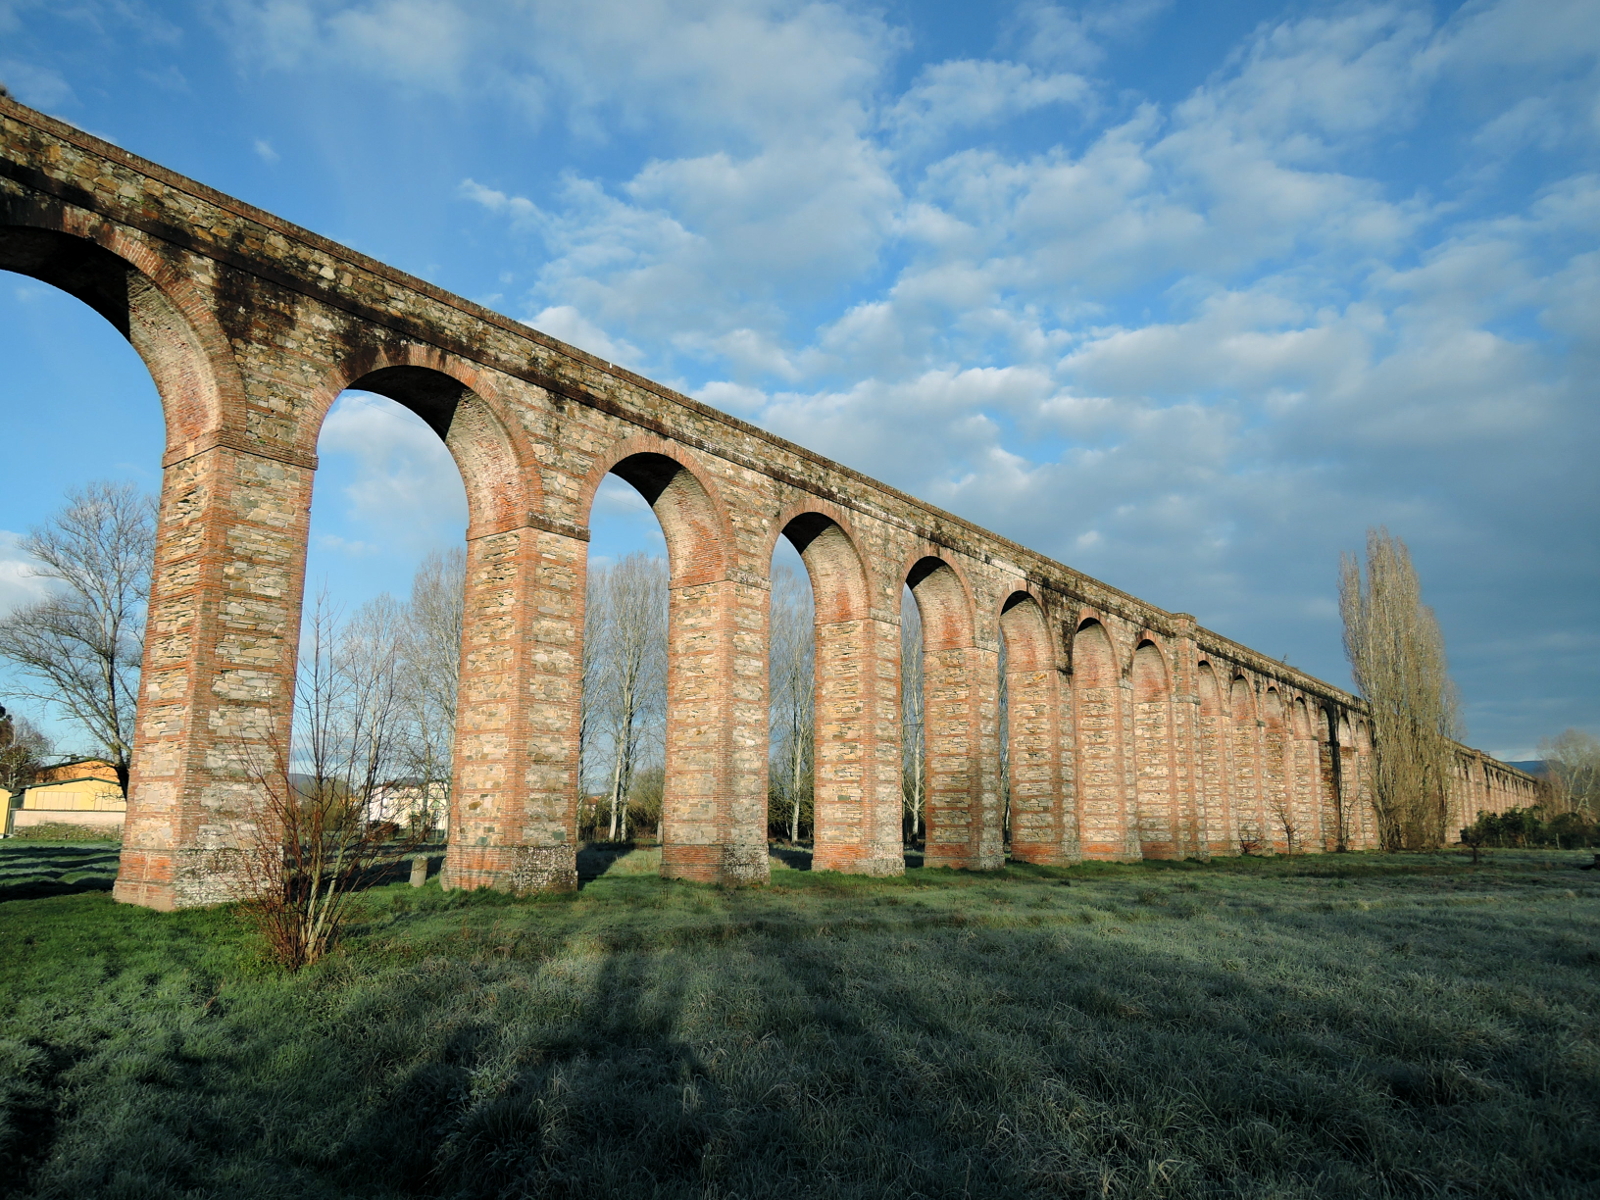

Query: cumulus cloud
<box><xmin>208</xmin><ymin>0</ymin><xmax>1598</xmax><ymax>752</ymax></box>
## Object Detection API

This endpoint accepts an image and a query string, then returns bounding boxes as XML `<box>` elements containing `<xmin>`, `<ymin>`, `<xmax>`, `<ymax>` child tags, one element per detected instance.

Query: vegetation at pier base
<box><xmin>3</xmin><ymin>848</ymin><xmax>1598</xmax><ymax>1199</ymax></box>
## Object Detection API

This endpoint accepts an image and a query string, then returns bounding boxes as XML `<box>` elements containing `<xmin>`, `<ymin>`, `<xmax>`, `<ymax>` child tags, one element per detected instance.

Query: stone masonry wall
<box><xmin>0</xmin><ymin>98</ymin><xmax>1540</xmax><ymax>907</ymax></box>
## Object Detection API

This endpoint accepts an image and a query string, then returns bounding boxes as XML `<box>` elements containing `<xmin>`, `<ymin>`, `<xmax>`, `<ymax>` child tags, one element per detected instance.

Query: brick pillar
<box><xmin>1162</xmin><ymin>620</ymin><xmax>1196</xmax><ymax>859</ymax></box>
<box><xmin>1072</xmin><ymin>621</ymin><xmax>1137</xmax><ymax>861</ymax></box>
<box><xmin>1132</xmin><ymin>643</ymin><xmax>1176</xmax><ymax>859</ymax></box>
<box><xmin>444</xmin><ymin>524</ymin><xmax>584</xmax><ymax>893</ymax></box>
<box><xmin>812</xmin><ymin>614</ymin><xmax>904</xmax><ymax>875</ymax></box>
<box><xmin>660</xmin><ymin>576</ymin><xmax>770</xmax><ymax>884</ymax></box>
<box><xmin>924</xmin><ymin>643</ymin><xmax>1003</xmax><ymax>870</ymax></box>
<box><xmin>115</xmin><ymin>443</ymin><xmax>312</xmax><ymax>910</ymax></box>
<box><xmin>1004</xmin><ymin>646</ymin><xmax>1070</xmax><ymax>864</ymax></box>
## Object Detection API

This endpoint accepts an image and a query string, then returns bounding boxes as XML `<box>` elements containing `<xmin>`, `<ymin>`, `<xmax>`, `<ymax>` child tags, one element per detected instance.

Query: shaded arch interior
<box><xmin>783</xmin><ymin>513</ymin><xmax>868</xmax><ymax>623</ymax></box>
<box><xmin>603</xmin><ymin>452</ymin><xmax>725</xmax><ymax>586</ymax></box>
<box><xmin>1131</xmin><ymin>640</ymin><xmax>1169</xmax><ymax>703</ymax></box>
<box><xmin>906</xmin><ymin>557</ymin><xmax>972</xmax><ymax>649</ymax></box>
<box><xmin>999</xmin><ymin>592</ymin><xmax>1052</xmax><ymax>671</ymax></box>
<box><xmin>1072</xmin><ymin>620</ymin><xmax>1117</xmax><ymax>689</ymax></box>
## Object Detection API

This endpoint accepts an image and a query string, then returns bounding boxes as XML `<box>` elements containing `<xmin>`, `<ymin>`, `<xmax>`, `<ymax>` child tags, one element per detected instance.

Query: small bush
<box><xmin>6</xmin><ymin>822</ymin><xmax>121</xmax><ymax>843</ymax></box>
<box><xmin>1461</xmin><ymin>805</ymin><xmax>1599</xmax><ymax>849</ymax></box>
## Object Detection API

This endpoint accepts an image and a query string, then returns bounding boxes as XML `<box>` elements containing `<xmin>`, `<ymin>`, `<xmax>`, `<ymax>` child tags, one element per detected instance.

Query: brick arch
<box><xmin>1291</xmin><ymin>695</ymin><xmax>1313</xmax><ymax>739</ymax></box>
<box><xmin>778</xmin><ymin>509</ymin><xmax>870</xmax><ymax>624</ymax></box>
<box><xmin>579</xmin><ymin>435</ymin><xmax>759</xmax><ymax>885</ymax></box>
<box><xmin>1072</xmin><ymin>618</ymin><xmax>1118</xmax><ymax>689</ymax></box>
<box><xmin>999</xmin><ymin>591</ymin><xmax>1055</xmax><ymax>673</ymax></box>
<box><xmin>1229</xmin><ymin>674</ymin><xmax>1256</xmax><ymax>720</ymax></box>
<box><xmin>778</xmin><ymin>509</ymin><xmax>901</xmax><ymax>876</ymax></box>
<box><xmin>1132</xmin><ymin>640</ymin><xmax>1177</xmax><ymax>858</ymax></box>
<box><xmin>579</xmin><ymin>436</ymin><xmax>732</xmax><ymax>587</ymax></box>
<box><xmin>1194</xmin><ymin>661</ymin><xmax>1232</xmax><ymax>855</ymax></box>
<box><xmin>1260</xmin><ymin>687</ymin><xmax>1290</xmax><ymax>851</ymax></box>
<box><xmin>1072</xmin><ymin>618</ymin><xmax>1132</xmax><ymax>859</ymax></box>
<box><xmin>1132</xmin><ymin>639</ymin><xmax>1169</xmax><ymax>704</ymax></box>
<box><xmin>1262</xmin><ymin>687</ymin><xmax>1286</xmax><ymax>731</ymax></box>
<box><xmin>904</xmin><ymin>555</ymin><xmax>975</xmax><ymax>650</ymax></box>
<box><xmin>906</xmin><ymin>555</ymin><xmax>999</xmax><ymax>870</ymax></box>
<box><xmin>0</xmin><ymin>218</ymin><xmax>243</xmax><ymax>450</ymax></box>
<box><xmin>305</xmin><ymin>349</ymin><xmax>538</xmax><ymax>540</ymax></box>
<box><xmin>1197</xmin><ymin>660</ymin><xmax>1223</xmax><ymax>716</ymax></box>
<box><xmin>1000</xmin><ymin>591</ymin><xmax>1071</xmax><ymax>865</ymax></box>
<box><xmin>1229</xmin><ymin>675</ymin><xmax>1265</xmax><ymax>851</ymax></box>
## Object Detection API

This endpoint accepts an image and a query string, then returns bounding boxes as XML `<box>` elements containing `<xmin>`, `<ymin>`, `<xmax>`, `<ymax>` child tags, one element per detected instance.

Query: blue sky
<box><xmin>0</xmin><ymin>0</ymin><xmax>1596</xmax><ymax>760</ymax></box>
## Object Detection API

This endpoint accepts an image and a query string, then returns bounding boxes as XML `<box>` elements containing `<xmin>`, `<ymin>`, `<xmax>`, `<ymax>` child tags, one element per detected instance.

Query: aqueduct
<box><xmin>0</xmin><ymin>98</ymin><xmax>1541</xmax><ymax>908</ymax></box>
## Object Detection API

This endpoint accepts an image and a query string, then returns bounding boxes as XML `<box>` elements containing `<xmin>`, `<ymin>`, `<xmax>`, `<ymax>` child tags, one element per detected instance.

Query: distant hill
<box><xmin>1506</xmin><ymin>760</ymin><xmax>1548</xmax><ymax>778</ymax></box>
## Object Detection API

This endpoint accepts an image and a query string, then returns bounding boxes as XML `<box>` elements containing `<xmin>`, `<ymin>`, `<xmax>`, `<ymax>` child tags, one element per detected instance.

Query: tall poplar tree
<box><xmin>1339</xmin><ymin>528</ymin><xmax>1460</xmax><ymax>849</ymax></box>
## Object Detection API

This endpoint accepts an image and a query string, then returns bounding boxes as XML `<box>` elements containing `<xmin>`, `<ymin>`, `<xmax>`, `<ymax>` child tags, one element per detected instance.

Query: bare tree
<box><xmin>1339</xmin><ymin>528</ymin><xmax>1461</xmax><ymax>850</ymax></box>
<box><xmin>580</xmin><ymin>562</ymin><xmax>610</xmax><ymax>823</ymax></box>
<box><xmin>397</xmin><ymin>548</ymin><xmax>464</xmax><ymax>817</ymax></box>
<box><xmin>901</xmin><ymin>587</ymin><xmax>925</xmax><ymax>841</ymax></box>
<box><xmin>587</xmin><ymin>554</ymin><xmax>668</xmax><ymax>841</ymax></box>
<box><xmin>0</xmin><ymin>704</ymin><xmax>52</xmax><ymax>794</ymax></box>
<box><xmin>1539</xmin><ymin>728</ymin><xmax>1600</xmax><ymax>818</ymax></box>
<box><xmin>240</xmin><ymin>593</ymin><xmax>420</xmax><ymax>968</ymax></box>
<box><xmin>0</xmin><ymin>482</ymin><xmax>155</xmax><ymax>793</ymax></box>
<box><xmin>769</xmin><ymin>563</ymin><xmax>814</xmax><ymax>841</ymax></box>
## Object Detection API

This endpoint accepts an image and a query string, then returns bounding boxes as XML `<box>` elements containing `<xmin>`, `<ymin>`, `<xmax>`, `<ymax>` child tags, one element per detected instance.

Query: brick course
<box><xmin>0</xmin><ymin>98</ymin><xmax>1541</xmax><ymax>907</ymax></box>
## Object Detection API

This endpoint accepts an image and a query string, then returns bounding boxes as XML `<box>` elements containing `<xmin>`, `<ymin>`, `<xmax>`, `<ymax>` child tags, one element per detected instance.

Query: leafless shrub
<box><xmin>0</xmin><ymin>482</ymin><xmax>154</xmax><ymax>793</ymax></box>
<box><xmin>239</xmin><ymin>595</ymin><xmax>425</xmax><ymax>969</ymax></box>
<box><xmin>1339</xmin><ymin>528</ymin><xmax>1461</xmax><ymax>850</ymax></box>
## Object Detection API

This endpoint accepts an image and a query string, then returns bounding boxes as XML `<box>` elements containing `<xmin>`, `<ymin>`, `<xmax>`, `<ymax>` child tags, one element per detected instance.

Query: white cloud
<box><xmin>316</xmin><ymin>392</ymin><xmax>468</xmax><ymax>551</ymax></box>
<box><xmin>0</xmin><ymin>57</ymin><xmax>74</xmax><ymax>108</ymax></box>
<box><xmin>207</xmin><ymin>0</ymin><xmax>1599</xmax><ymax>748</ymax></box>
<box><xmin>0</xmin><ymin>530</ymin><xmax>51</xmax><ymax>617</ymax></box>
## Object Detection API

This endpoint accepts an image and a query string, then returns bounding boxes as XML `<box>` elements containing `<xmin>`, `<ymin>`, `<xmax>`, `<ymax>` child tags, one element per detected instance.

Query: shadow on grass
<box><xmin>0</xmin><ymin>842</ymin><xmax>120</xmax><ymax>904</ymax></box>
<box><xmin>13</xmin><ymin>872</ymin><xmax>1599</xmax><ymax>1200</ymax></box>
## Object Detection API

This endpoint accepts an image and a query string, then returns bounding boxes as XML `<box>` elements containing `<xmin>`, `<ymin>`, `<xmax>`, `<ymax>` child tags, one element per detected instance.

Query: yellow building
<box><xmin>3</xmin><ymin>760</ymin><xmax>126</xmax><ymax>837</ymax></box>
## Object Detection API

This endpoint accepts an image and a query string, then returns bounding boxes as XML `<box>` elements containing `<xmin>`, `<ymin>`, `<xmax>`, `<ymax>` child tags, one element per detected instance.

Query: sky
<box><xmin>0</xmin><ymin>0</ymin><xmax>1596</xmax><ymax>761</ymax></box>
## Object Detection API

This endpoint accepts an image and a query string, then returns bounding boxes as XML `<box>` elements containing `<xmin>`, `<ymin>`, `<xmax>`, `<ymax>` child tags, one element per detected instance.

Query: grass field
<box><xmin>2</xmin><ymin>842</ymin><xmax>1597</xmax><ymax>1199</ymax></box>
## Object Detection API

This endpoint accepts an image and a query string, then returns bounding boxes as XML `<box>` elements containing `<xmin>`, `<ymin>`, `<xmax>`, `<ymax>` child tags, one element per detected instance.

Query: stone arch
<box><xmin>0</xmin><ymin>220</ymin><xmax>242</xmax><ymax>450</ymax></box>
<box><xmin>0</xmin><ymin>221</ymin><xmax>301</xmax><ymax>909</ymax></box>
<box><xmin>906</xmin><ymin>556</ymin><xmax>1000</xmax><ymax>870</ymax></box>
<box><xmin>1289</xmin><ymin>695</ymin><xmax>1323</xmax><ymax>853</ymax></box>
<box><xmin>781</xmin><ymin>511</ymin><xmax>870</xmax><ymax>624</ymax></box>
<box><xmin>1261</xmin><ymin>688</ymin><xmax>1290</xmax><ymax>851</ymax></box>
<box><xmin>905</xmin><ymin>555</ymin><xmax>975</xmax><ymax>651</ymax></box>
<box><xmin>1229</xmin><ymin>676</ymin><xmax>1264</xmax><ymax>852</ymax></box>
<box><xmin>1072</xmin><ymin>619</ymin><xmax>1133</xmax><ymax>859</ymax></box>
<box><xmin>581</xmin><ymin>440</ymin><xmax>732</xmax><ymax>587</ymax></box>
<box><xmin>780</xmin><ymin>510</ymin><xmax>900</xmax><ymax>875</ymax></box>
<box><xmin>1000</xmin><ymin>592</ymin><xmax>1070</xmax><ymax>864</ymax></box>
<box><xmin>1195</xmin><ymin>661</ymin><xmax>1233</xmax><ymax>855</ymax></box>
<box><xmin>1351</xmin><ymin>718</ymin><xmax>1376</xmax><ymax>849</ymax></box>
<box><xmin>1131</xmin><ymin>641</ymin><xmax>1177</xmax><ymax>858</ymax></box>
<box><xmin>294</xmin><ymin>352</ymin><xmax>570</xmax><ymax>894</ymax></box>
<box><xmin>310</xmin><ymin>346</ymin><xmax>540</xmax><ymax>538</ymax></box>
<box><xmin>579</xmin><ymin>437</ymin><xmax>762</xmax><ymax>884</ymax></box>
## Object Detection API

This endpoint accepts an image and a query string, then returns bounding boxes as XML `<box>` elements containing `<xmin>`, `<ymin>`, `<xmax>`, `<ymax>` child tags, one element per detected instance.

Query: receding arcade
<box><xmin>0</xmin><ymin>96</ymin><xmax>1542</xmax><ymax>908</ymax></box>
